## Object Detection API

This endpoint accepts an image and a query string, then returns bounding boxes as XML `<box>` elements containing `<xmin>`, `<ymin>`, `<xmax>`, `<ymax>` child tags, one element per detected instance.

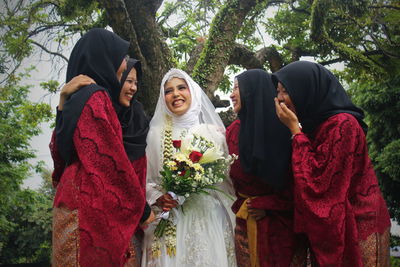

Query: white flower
<box><xmin>199</xmin><ymin>145</ymin><xmax>223</xmax><ymax>164</ymax></box>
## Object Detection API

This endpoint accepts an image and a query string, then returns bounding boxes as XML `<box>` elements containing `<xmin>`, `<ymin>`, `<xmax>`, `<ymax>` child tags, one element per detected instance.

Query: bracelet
<box><xmin>291</xmin><ymin>133</ymin><xmax>301</xmax><ymax>140</ymax></box>
<box><xmin>291</xmin><ymin>123</ymin><xmax>302</xmax><ymax>139</ymax></box>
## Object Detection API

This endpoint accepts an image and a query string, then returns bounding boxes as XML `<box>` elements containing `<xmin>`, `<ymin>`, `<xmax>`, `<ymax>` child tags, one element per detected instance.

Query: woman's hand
<box><xmin>274</xmin><ymin>97</ymin><xmax>301</xmax><ymax>135</ymax></box>
<box><xmin>58</xmin><ymin>74</ymin><xmax>96</xmax><ymax>110</ymax></box>
<box><xmin>246</xmin><ymin>200</ymin><xmax>266</xmax><ymax>221</ymax></box>
<box><xmin>155</xmin><ymin>193</ymin><xmax>179</xmax><ymax>212</ymax></box>
<box><xmin>140</xmin><ymin>210</ymin><xmax>156</xmax><ymax>229</ymax></box>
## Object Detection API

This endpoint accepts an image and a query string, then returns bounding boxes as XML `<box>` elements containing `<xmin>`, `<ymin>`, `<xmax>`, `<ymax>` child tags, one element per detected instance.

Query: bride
<box><xmin>142</xmin><ymin>69</ymin><xmax>236</xmax><ymax>267</ymax></box>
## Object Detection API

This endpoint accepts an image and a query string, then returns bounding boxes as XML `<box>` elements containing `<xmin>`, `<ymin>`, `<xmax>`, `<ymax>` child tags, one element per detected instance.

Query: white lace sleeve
<box><xmin>146</xmin><ymin>161</ymin><xmax>163</xmax><ymax>206</ymax></box>
<box><xmin>145</xmin><ymin>126</ymin><xmax>164</xmax><ymax>205</ymax></box>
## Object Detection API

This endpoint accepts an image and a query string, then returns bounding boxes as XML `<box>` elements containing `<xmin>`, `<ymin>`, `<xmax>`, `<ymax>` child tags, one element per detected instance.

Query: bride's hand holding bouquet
<box><xmin>151</xmin><ymin>126</ymin><xmax>236</xmax><ymax>257</ymax></box>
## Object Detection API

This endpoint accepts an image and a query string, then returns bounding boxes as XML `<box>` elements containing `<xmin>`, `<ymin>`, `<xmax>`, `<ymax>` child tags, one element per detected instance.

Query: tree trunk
<box><xmin>191</xmin><ymin>0</ymin><xmax>269</xmax><ymax>100</ymax></box>
<box><xmin>101</xmin><ymin>0</ymin><xmax>273</xmax><ymax>114</ymax></box>
<box><xmin>101</xmin><ymin>0</ymin><xmax>173</xmax><ymax>115</ymax></box>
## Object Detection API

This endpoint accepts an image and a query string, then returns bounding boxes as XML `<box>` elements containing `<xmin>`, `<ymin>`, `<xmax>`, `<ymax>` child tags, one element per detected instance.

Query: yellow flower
<box><xmin>167</xmin><ymin>160</ymin><xmax>176</xmax><ymax>167</ymax></box>
<box><xmin>174</xmin><ymin>152</ymin><xmax>188</xmax><ymax>162</ymax></box>
<box><xmin>191</xmin><ymin>163</ymin><xmax>204</xmax><ymax>173</ymax></box>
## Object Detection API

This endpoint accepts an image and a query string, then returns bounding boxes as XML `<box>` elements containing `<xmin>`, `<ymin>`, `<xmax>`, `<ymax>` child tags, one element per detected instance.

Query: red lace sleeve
<box><xmin>226</xmin><ymin>120</ymin><xmax>240</xmax><ymax>153</ymax></box>
<box><xmin>49</xmin><ymin>112</ymin><xmax>65</xmax><ymax>188</ymax></box>
<box><xmin>292</xmin><ymin>114</ymin><xmax>367</xmax><ymax>265</ymax></box>
<box><xmin>73</xmin><ymin>91</ymin><xmax>146</xmax><ymax>267</ymax></box>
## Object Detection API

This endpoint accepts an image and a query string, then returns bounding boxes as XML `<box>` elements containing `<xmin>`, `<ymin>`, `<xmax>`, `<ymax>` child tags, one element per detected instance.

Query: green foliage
<box><xmin>158</xmin><ymin>0</ymin><xmax>224</xmax><ymax>65</ymax></box>
<box><xmin>265</xmin><ymin>3</ymin><xmax>313</xmax><ymax>48</ymax></box>
<box><xmin>377</xmin><ymin>140</ymin><xmax>400</xmax><ymax>180</ymax></box>
<box><xmin>391</xmin><ymin>257</ymin><xmax>400</xmax><ymax>266</ymax></box>
<box><xmin>40</xmin><ymin>80</ymin><xmax>60</xmax><ymax>94</ymax></box>
<box><xmin>391</xmin><ymin>234</ymin><xmax>400</xmax><ymax>247</ymax></box>
<box><xmin>264</xmin><ymin>0</ymin><xmax>400</xmax><ymax>75</ymax></box>
<box><xmin>0</xmin><ymin>0</ymin><xmax>106</xmax><ymax>77</ymax></box>
<box><xmin>0</xmin><ymin>189</ymin><xmax>52</xmax><ymax>264</ymax></box>
<box><xmin>37</xmin><ymin>167</ymin><xmax>56</xmax><ymax>197</ymax></box>
<box><xmin>0</xmin><ymin>73</ymin><xmax>53</xmax><ymax>263</ymax></box>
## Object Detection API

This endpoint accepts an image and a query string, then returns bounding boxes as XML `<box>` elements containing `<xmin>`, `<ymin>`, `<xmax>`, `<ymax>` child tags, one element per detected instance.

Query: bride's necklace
<box><xmin>151</xmin><ymin>115</ymin><xmax>177</xmax><ymax>258</ymax></box>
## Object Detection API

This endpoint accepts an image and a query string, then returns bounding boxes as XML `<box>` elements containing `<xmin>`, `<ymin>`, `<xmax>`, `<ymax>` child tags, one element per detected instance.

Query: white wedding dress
<box><xmin>141</xmin><ymin>69</ymin><xmax>236</xmax><ymax>267</ymax></box>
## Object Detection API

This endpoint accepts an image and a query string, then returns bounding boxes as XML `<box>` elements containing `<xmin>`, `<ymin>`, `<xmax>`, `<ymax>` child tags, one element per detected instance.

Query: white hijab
<box><xmin>145</xmin><ymin>68</ymin><xmax>227</xmax><ymax>204</ymax></box>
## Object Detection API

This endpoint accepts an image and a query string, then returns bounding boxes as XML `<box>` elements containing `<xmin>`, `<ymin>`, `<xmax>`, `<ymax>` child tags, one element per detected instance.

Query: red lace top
<box><xmin>50</xmin><ymin>91</ymin><xmax>146</xmax><ymax>267</ymax></box>
<box><xmin>226</xmin><ymin>120</ymin><xmax>299</xmax><ymax>266</ymax></box>
<box><xmin>292</xmin><ymin>113</ymin><xmax>391</xmax><ymax>266</ymax></box>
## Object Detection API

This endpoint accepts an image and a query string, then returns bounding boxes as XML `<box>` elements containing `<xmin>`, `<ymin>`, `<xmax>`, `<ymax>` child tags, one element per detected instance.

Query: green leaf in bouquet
<box><xmin>197</xmin><ymin>189</ymin><xmax>211</xmax><ymax>195</ymax></box>
<box><xmin>154</xmin><ymin>218</ymin><xmax>168</xmax><ymax>238</ymax></box>
<box><xmin>183</xmin><ymin>168</ymin><xmax>191</xmax><ymax>179</ymax></box>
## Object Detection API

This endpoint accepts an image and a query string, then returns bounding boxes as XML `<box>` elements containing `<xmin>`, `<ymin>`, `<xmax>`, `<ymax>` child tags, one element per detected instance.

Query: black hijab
<box><xmin>115</xmin><ymin>58</ymin><xmax>150</xmax><ymax>161</ymax></box>
<box><xmin>237</xmin><ymin>69</ymin><xmax>292</xmax><ymax>190</ymax></box>
<box><xmin>272</xmin><ymin>61</ymin><xmax>367</xmax><ymax>134</ymax></box>
<box><xmin>56</xmin><ymin>28</ymin><xmax>130</xmax><ymax>164</ymax></box>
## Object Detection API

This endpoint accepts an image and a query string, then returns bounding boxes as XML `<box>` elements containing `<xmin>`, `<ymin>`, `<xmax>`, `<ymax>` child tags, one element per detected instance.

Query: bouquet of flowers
<box><xmin>151</xmin><ymin>123</ymin><xmax>236</xmax><ymax>257</ymax></box>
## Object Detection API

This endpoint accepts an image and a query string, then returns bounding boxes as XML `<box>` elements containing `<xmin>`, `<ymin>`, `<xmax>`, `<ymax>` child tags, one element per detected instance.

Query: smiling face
<box><xmin>276</xmin><ymin>82</ymin><xmax>296</xmax><ymax>114</ymax></box>
<box><xmin>164</xmin><ymin>77</ymin><xmax>192</xmax><ymax>116</ymax></box>
<box><xmin>230</xmin><ymin>78</ymin><xmax>241</xmax><ymax>113</ymax></box>
<box><xmin>119</xmin><ymin>67</ymin><xmax>138</xmax><ymax>107</ymax></box>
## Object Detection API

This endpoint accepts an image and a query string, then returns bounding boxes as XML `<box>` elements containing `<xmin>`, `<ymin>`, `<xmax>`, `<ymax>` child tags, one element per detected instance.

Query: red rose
<box><xmin>189</xmin><ymin>151</ymin><xmax>203</xmax><ymax>163</ymax></box>
<box><xmin>172</xmin><ymin>140</ymin><xmax>181</xmax><ymax>148</ymax></box>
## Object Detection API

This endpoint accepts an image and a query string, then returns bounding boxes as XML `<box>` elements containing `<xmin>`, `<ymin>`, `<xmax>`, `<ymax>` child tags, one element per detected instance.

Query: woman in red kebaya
<box><xmin>50</xmin><ymin>29</ymin><xmax>151</xmax><ymax>267</ymax></box>
<box><xmin>227</xmin><ymin>69</ymin><xmax>307</xmax><ymax>266</ymax></box>
<box><xmin>273</xmin><ymin>61</ymin><xmax>391</xmax><ymax>266</ymax></box>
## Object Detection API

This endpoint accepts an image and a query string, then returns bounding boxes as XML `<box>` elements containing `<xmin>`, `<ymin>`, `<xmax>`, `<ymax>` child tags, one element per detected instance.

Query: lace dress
<box><xmin>291</xmin><ymin>113</ymin><xmax>391</xmax><ymax>266</ymax></box>
<box><xmin>141</xmin><ymin>124</ymin><xmax>236</xmax><ymax>267</ymax></box>
<box><xmin>50</xmin><ymin>91</ymin><xmax>146</xmax><ymax>267</ymax></box>
<box><xmin>227</xmin><ymin>120</ymin><xmax>307</xmax><ymax>267</ymax></box>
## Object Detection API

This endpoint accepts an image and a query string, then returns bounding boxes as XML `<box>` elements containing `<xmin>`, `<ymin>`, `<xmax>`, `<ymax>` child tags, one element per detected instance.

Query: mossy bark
<box><xmin>100</xmin><ymin>0</ymin><xmax>173</xmax><ymax>115</ymax></box>
<box><xmin>191</xmin><ymin>0</ymin><xmax>265</xmax><ymax>100</ymax></box>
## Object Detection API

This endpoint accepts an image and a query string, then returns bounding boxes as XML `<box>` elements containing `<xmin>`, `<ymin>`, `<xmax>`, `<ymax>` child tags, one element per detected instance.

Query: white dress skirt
<box><xmin>142</xmin><ymin>123</ymin><xmax>236</xmax><ymax>267</ymax></box>
<box><xmin>141</xmin><ymin>191</ymin><xmax>236</xmax><ymax>267</ymax></box>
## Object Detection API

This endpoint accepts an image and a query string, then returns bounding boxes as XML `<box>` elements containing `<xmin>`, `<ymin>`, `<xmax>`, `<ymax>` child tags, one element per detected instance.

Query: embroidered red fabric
<box><xmin>50</xmin><ymin>91</ymin><xmax>146</xmax><ymax>267</ymax></box>
<box><xmin>227</xmin><ymin>120</ymin><xmax>304</xmax><ymax>266</ymax></box>
<box><xmin>291</xmin><ymin>113</ymin><xmax>391</xmax><ymax>266</ymax></box>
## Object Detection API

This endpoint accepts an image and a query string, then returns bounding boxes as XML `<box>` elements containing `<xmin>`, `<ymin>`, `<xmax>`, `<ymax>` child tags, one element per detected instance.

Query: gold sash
<box><xmin>236</xmin><ymin>193</ymin><xmax>259</xmax><ymax>267</ymax></box>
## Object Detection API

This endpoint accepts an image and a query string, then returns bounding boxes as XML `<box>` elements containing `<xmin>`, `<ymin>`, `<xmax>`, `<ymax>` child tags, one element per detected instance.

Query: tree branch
<box><xmin>290</xmin><ymin>0</ymin><xmax>311</xmax><ymax>15</ymax></box>
<box><xmin>186</xmin><ymin>41</ymin><xmax>205</xmax><ymax>74</ymax></box>
<box><xmin>369</xmin><ymin>5</ymin><xmax>400</xmax><ymax>11</ymax></box>
<box><xmin>121</xmin><ymin>0</ymin><xmax>173</xmax><ymax>115</ymax></box>
<box><xmin>210</xmin><ymin>95</ymin><xmax>230</xmax><ymax>108</ymax></box>
<box><xmin>150</xmin><ymin>0</ymin><xmax>164</xmax><ymax>14</ymax></box>
<box><xmin>97</xmin><ymin>0</ymin><xmax>145</xmax><ymax>64</ymax></box>
<box><xmin>192</xmin><ymin>0</ymin><xmax>272</xmax><ymax>98</ymax></box>
<box><xmin>31</xmin><ymin>41</ymin><xmax>68</xmax><ymax>62</ymax></box>
<box><xmin>318</xmin><ymin>50</ymin><xmax>384</xmax><ymax>66</ymax></box>
<box><xmin>228</xmin><ymin>44</ymin><xmax>283</xmax><ymax>72</ymax></box>
<box><xmin>310</xmin><ymin>0</ymin><xmax>384</xmax><ymax>74</ymax></box>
